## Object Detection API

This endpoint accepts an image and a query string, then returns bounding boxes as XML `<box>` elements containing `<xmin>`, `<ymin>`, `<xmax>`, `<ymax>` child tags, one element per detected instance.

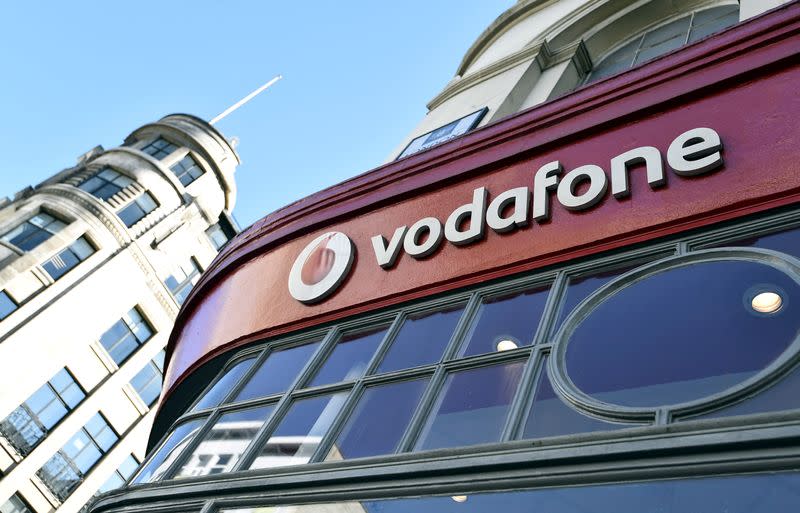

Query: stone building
<box><xmin>0</xmin><ymin>114</ymin><xmax>238</xmax><ymax>513</ymax></box>
<box><xmin>89</xmin><ymin>1</ymin><xmax>800</xmax><ymax>513</ymax></box>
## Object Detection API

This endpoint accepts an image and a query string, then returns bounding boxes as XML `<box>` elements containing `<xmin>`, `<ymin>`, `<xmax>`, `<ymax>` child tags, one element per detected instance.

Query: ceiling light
<box><xmin>451</xmin><ymin>496</ymin><xmax>468</xmax><ymax>503</ymax></box>
<box><xmin>496</xmin><ymin>339</ymin><xmax>518</xmax><ymax>352</ymax></box>
<box><xmin>751</xmin><ymin>291</ymin><xmax>782</xmax><ymax>313</ymax></box>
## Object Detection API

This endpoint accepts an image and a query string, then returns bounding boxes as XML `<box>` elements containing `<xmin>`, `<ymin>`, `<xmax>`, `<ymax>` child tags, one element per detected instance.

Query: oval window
<box><xmin>563</xmin><ymin>258</ymin><xmax>800</xmax><ymax>408</ymax></box>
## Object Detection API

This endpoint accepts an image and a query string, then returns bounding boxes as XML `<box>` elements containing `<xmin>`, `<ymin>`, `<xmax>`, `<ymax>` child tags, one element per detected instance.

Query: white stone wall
<box><xmin>0</xmin><ymin>114</ymin><xmax>238</xmax><ymax>513</ymax></box>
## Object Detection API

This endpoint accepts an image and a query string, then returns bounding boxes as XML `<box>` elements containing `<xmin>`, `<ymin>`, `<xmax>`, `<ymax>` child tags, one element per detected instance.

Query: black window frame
<box><xmin>169</xmin><ymin>154</ymin><xmax>205</xmax><ymax>187</ymax></box>
<box><xmin>117</xmin><ymin>191</ymin><xmax>158</xmax><ymax>228</ymax></box>
<box><xmin>98</xmin><ymin>307</ymin><xmax>155</xmax><ymax>367</ymax></box>
<box><xmin>0</xmin><ymin>368</ymin><xmax>87</xmax><ymax>457</ymax></box>
<box><xmin>140</xmin><ymin>137</ymin><xmax>179</xmax><ymax>160</ymax></box>
<box><xmin>165</xmin><ymin>257</ymin><xmax>202</xmax><ymax>306</ymax></box>
<box><xmin>76</xmin><ymin>167</ymin><xmax>135</xmax><ymax>201</ymax></box>
<box><xmin>0</xmin><ymin>212</ymin><xmax>67</xmax><ymax>252</ymax></box>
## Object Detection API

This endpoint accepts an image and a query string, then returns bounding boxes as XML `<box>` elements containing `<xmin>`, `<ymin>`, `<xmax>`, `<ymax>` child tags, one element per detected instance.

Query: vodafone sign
<box><xmin>289</xmin><ymin>127</ymin><xmax>724</xmax><ymax>304</ymax></box>
<box><xmin>288</xmin><ymin>232</ymin><xmax>354</xmax><ymax>304</ymax></box>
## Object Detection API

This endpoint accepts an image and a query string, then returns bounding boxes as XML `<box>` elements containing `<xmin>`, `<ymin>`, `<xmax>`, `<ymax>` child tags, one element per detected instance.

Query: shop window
<box><xmin>170</xmin><ymin>155</ymin><xmax>204</xmax><ymax>187</ymax></box>
<box><xmin>0</xmin><ymin>291</ymin><xmax>17</xmax><ymax>321</ymax></box>
<box><xmin>1</xmin><ymin>213</ymin><xmax>66</xmax><ymax>252</ymax></box>
<box><xmin>117</xmin><ymin>192</ymin><xmax>158</xmax><ymax>228</ymax></box>
<box><xmin>415</xmin><ymin>361</ymin><xmax>525</xmax><ymax>450</ymax></box>
<box><xmin>375</xmin><ymin>304</ymin><xmax>465</xmax><ymax>373</ymax></box>
<box><xmin>307</xmin><ymin>327</ymin><xmax>389</xmax><ymax>387</ymax></box>
<box><xmin>99</xmin><ymin>307</ymin><xmax>154</xmax><ymax>366</ymax></box>
<box><xmin>165</xmin><ymin>257</ymin><xmax>202</xmax><ymax>305</ymax></box>
<box><xmin>37</xmin><ymin>413</ymin><xmax>118</xmax><ymax>501</ymax></box>
<box><xmin>459</xmin><ymin>285</ymin><xmax>550</xmax><ymax>357</ymax></box>
<box><xmin>132</xmin><ymin>213</ymin><xmax>800</xmax><ymax>485</ymax></box>
<box><xmin>97</xmin><ymin>454</ymin><xmax>140</xmax><ymax>494</ymax></box>
<box><xmin>248</xmin><ymin>392</ymin><xmax>348</xmax><ymax>470</ymax></box>
<box><xmin>522</xmin><ymin>356</ymin><xmax>624</xmax><ymax>439</ymax></box>
<box><xmin>325</xmin><ymin>377</ymin><xmax>429</xmax><ymax>461</ymax></box>
<box><xmin>130</xmin><ymin>350</ymin><xmax>166</xmax><ymax>406</ymax></box>
<box><xmin>587</xmin><ymin>5</ymin><xmax>739</xmax><ymax>83</ymax></box>
<box><xmin>131</xmin><ymin>418</ymin><xmax>205</xmax><ymax>484</ymax></box>
<box><xmin>564</xmin><ymin>259</ymin><xmax>800</xmax><ymax>408</ymax></box>
<box><xmin>174</xmin><ymin>404</ymin><xmax>275</xmax><ymax>479</ymax></box>
<box><xmin>0</xmin><ymin>493</ymin><xmax>33</xmax><ymax>513</ymax></box>
<box><xmin>0</xmin><ymin>369</ymin><xmax>85</xmax><ymax>457</ymax></box>
<box><xmin>41</xmin><ymin>236</ymin><xmax>95</xmax><ymax>281</ymax></box>
<box><xmin>215</xmin><ymin>472</ymin><xmax>800</xmax><ymax>513</ymax></box>
<box><xmin>77</xmin><ymin>167</ymin><xmax>134</xmax><ymax>201</ymax></box>
<box><xmin>233</xmin><ymin>341</ymin><xmax>321</xmax><ymax>403</ymax></box>
<box><xmin>141</xmin><ymin>137</ymin><xmax>178</xmax><ymax>160</ymax></box>
<box><xmin>191</xmin><ymin>357</ymin><xmax>257</xmax><ymax>412</ymax></box>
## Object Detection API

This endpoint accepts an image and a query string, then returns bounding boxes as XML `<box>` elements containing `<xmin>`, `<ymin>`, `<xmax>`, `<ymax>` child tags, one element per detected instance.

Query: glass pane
<box><xmin>710</xmin><ymin>225</ymin><xmax>800</xmax><ymax>258</ymax></box>
<box><xmin>377</xmin><ymin>305</ymin><xmax>465</xmax><ymax>373</ymax></box>
<box><xmin>640</xmin><ymin>15</ymin><xmax>691</xmax><ymax>47</ymax></box>
<box><xmin>70</xmin><ymin>237</ymin><xmax>94</xmax><ymax>260</ymax></box>
<box><xmin>137</xmin><ymin>192</ymin><xmax>158</xmax><ymax>212</ymax></box>
<box><xmin>566</xmin><ymin>260</ymin><xmax>800</xmax><ymax>408</ymax></box>
<box><xmin>522</xmin><ymin>357</ymin><xmax>626</xmax><ymax>439</ymax></box>
<box><xmin>132</xmin><ymin>418</ymin><xmax>205</xmax><ymax>483</ymax></box>
<box><xmin>66</xmin><ymin>432</ymin><xmax>102</xmax><ymax>472</ymax></box>
<box><xmin>131</xmin><ymin>363</ymin><xmax>162</xmax><ymax>405</ymax></box>
<box><xmin>308</xmin><ymin>328</ymin><xmax>387</xmax><ymax>387</ymax></box>
<box><xmin>218</xmin><ymin>471</ymin><xmax>800</xmax><ymax>513</ymax></box>
<box><xmin>118</xmin><ymin>202</ymin><xmax>146</xmax><ymax>227</ymax></box>
<box><xmin>589</xmin><ymin>37</ymin><xmax>640</xmax><ymax>82</ymax></box>
<box><xmin>85</xmin><ymin>414</ymin><xmax>117</xmax><ymax>451</ymax></box>
<box><xmin>174</xmin><ymin>404</ymin><xmax>274</xmax><ymax>478</ymax></box>
<box><xmin>234</xmin><ymin>342</ymin><xmax>320</xmax><ymax>403</ymax></box>
<box><xmin>42</xmin><ymin>246</ymin><xmax>80</xmax><ymax>281</ymax></box>
<box><xmin>415</xmin><ymin>361</ymin><xmax>525</xmax><ymax>450</ymax></box>
<box><xmin>326</xmin><ymin>378</ymin><xmax>429</xmax><ymax>461</ymax></box>
<box><xmin>552</xmin><ymin>262</ymin><xmax>646</xmax><ymax>337</ymax></box>
<box><xmin>0</xmin><ymin>291</ymin><xmax>16</xmax><ymax>319</ymax></box>
<box><xmin>688</xmin><ymin>10</ymin><xmax>739</xmax><ymax>42</ymax></box>
<box><xmin>0</xmin><ymin>494</ymin><xmax>33</xmax><ymax>513</ymax></box>
<box><xmin>687</xmin><ymin>363</ymin><xmax>800</xmax><ymax>421</ymax></box>
<box><xmin>460</xmin><ymin>286</ymin><xmax>550</xmax><ymax>357</ymax></box>
<box><xmin>249</xmin><ymin>392</ymin><xmax>348</xmax><ymax>470</ymax></box>
<box><xmin>97</xmin><ymin>472</ymin><xmax>125</xmax><ymax>494</ymax></box>
<box><xmin>117</xmin><ymin>454</ymin><xmax>140</xmax><ymax>479</ymax></box>
<box><xmin>193</xmin><ymin>357</ymin><xmax>257</xmax><ymax>411</ymax></box>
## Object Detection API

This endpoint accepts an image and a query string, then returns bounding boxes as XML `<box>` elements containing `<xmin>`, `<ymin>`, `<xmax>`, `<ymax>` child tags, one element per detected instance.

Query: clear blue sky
<box><xmin>0</xmin><ymin>1</ymin><xmax>512</xmax><ymax>228</ymax></box>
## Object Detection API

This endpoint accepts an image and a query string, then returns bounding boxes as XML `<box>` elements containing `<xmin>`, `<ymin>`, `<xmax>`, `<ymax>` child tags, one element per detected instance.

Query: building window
<box><xmin>1</xmin><ymin>213</ymin><xmax>66</xmax><ymax>252</ymax></box>
<box><xmin>96</xmin><ymin>454</ymin><xmax>140</xmax><ymax>494</ymax></box>
<box><xmin>0</xmin><ymin>291</ymin><xmax>17</xmax><ymax>321</ymax></box>
<box><xmin>169</xmin><ymin>155</ymin><xmax>204</xmax><ymax>187</ymax></box>
<box><xmin>132</xmin><ymin>214</ymin><xmax>800</xmax><ymax>486</ymax></box>
<box><xmin>77</xmin><ymin>168</ymin><xmax>134</xmax><ymax>201</ymax></box>
<box><xmin>117</xmin><ymin>192</ymin><xmax>158</xmax><ymax>228</ymax></box>
<box><xmin>587</xmin><ymin>5</ymin><xmax>739</xmax><ymax>83</ymax></box>
<box><xmin>0</xmin><ymin>369</ymin><xmax>85</xmax><ymax>457</ymax></box>
<box><xmin>130</xmin><ymin>350</ymin><xmax>166</xmax><ymax>406</ymax></box>
<box><xmin>37</xmin><ymin>413</ymin><xmax>118</xmax><ymax>501</ymax></box>
<box><xmin>41</xmin><ymin>236</ymin><xmax>95</xmax><ymax>281</ymax></box>
<box><xmin>206</xmin><ymin>224</ymin><xmax>229</xmax><ymax>251</ymax></box>
<box><xmin>99</xmin><ymin>308</ymin><xmax>154</xmax><ymax>366</ymax></box>
<box><xmin>0</xmin><ymin>493</ymin><xmax>33</xmax><ymax>513</ymax></box>
<box><xmin>141</xmin><ymin>137</ymin><xmax>178</xmax><ymax>160</ymax></box>
<box><xmin>165</xmin><ymin>257</ymin><xmax>202</xmax><ymax>305</ymax></box>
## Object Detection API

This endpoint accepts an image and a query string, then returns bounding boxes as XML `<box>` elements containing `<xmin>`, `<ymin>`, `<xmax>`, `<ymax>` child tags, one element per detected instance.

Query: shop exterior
<box><xmin>89</xmin><ymin>3</ymin><xmax>800</xmax><ymax>513</ymax></box>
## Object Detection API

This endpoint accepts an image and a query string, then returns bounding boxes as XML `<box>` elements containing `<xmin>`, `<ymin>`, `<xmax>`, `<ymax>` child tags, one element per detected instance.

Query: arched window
<box><xmin>586</xmin><ymin>5</ymin><xmax>739</xmax><ymax>83</ymax></box>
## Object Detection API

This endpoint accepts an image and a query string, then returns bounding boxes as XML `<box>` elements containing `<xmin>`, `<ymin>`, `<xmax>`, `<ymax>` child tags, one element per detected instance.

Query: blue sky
<box><xmin>0</xmin><ymin>1</ymin><xmax>513</xmax><ymax>228</ymax></box>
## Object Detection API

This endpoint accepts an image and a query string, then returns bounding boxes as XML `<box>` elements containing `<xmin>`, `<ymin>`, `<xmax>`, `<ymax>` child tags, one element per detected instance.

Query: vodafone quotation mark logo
<box><xmin>288</xmin><ymin>232</ymin><xmax>355</xmax><ymax>304</ymax></box>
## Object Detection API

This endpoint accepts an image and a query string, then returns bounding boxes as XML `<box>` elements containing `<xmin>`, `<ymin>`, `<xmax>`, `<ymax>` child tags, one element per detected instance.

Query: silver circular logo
<box><xmin>288</xmin><ymin>232</ymin><xmax>354</xmax><ymax>304</ymax></box>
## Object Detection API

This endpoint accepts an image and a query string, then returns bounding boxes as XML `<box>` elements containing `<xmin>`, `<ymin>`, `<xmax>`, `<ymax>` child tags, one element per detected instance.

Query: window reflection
<box><xmin>234</xmin><ymin>342</ymin><xmax>320</xmax><ymax>403</ymax></box>
<box><xmin>566</xmin><ymin>260</ymin><xmax>800</xmax><ymax>407</ymax></box>
<box><xmin>218</xmin><ymin>471</ymin><xmax>800</xmax><ymax>513</ymax></box>
<box><xmin>132</xmin><ymin>418</ymin><xmax>205</xmax><ymax>483</ymax></box>
<box><xmin>326</xmin><ymin>378</ymin><xmax>429</xmax><ymax>461</ymax></box>
<box><xmin>460</xmin><ymin>286</ymin><xmax>550</xmax><ymax>357</ymax></box>
<box><xmin>376</xmin><ymin>305</ymin><xmax>465</xmax><ymax>374</ymax></box>
<box><xmin>309</xmin><ymin>328</ymin><xmax>388</xmax><ymax>387</ymax></box>
<box><xmin>709</xmin><ymin>225</ymin><xmax>800</xmax><ymax>258</ymax></box>
<box><xmin>174</xmin><ymin>405</ymin><xmax>274</xmax><ymax>478</ymax></box>
<box><xmin>415</xmin><ymin>361</ymin><xmax>524</xmax><ymax>450</ymax></box>
<box><xmin>249</xmin><ymin>392</ymin><xmax>348</xmax><ymax>470</ymax></box>
<box><xmin>523</xmin><ymin>357</ymin><xmax>625</xmax><ymax>439</ymax></box>
<box><xmin>193</xmin><ymin>357</ymin><xmax>257</xmax><ymax>411</ymax></box>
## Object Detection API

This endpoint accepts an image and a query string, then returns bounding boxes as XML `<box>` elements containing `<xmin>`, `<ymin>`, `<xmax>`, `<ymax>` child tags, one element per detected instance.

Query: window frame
<box><xmin>140</xmin><ymin>137</ymin><xmax>179</xmax><ymax>160</ymax></box>
<box><xmin>584</xmin><ymin>4</ymin><xmax>740</xmax><ymax>84</ymax></box>
<box><xmin>126</xmin><ymin>207</ymin><xmax>800</xmax><ymax>512</ymax></box>
<box><xmin>76</xmin><ymin>167</ymin><xmax>135</xmax><ymax>201</ymax></box>
<box><xmin>98</xmin><ymin>307</ymin><xmax>155</xmax><ymax>367</ymax></box>
<box><xmin>40</xmin><ymin>235</ymin><xmax>96</xmax><ymax>281</ymax></box>
<box><xmin>117</xmin><ymin>191</ymin><xmax>159</xmax><ymax>228</ymax></box>
<box><xmin>0</xmin><ymin>211</ymin><xmax>67</xmax><ymax>252</ymax></box>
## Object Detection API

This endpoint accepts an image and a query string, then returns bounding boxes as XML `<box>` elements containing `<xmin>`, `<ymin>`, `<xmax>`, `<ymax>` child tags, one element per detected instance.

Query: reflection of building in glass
<box><xmin>0</xmin><ymin>114</ymin><xmax>239</xmax><ymax>513</ymax></box>
<box><xmin>88</xmin><ymin>2</ymin><xmax>800</xmax><ymax>513</ymax></box>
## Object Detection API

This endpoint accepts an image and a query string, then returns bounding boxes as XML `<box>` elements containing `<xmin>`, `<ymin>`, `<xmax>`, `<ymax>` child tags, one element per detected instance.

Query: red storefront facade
<box><xmin>92</xmin><ymin>4</ymin><xmax>800</xmax><ymax>513</ymax></box>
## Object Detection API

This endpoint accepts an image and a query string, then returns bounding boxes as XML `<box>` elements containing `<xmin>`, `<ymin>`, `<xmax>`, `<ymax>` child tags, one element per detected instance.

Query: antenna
<box><xmin>209</xmin><ymin>75</ymin><xmax>283</xmax><ymax>125</ymax></box>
